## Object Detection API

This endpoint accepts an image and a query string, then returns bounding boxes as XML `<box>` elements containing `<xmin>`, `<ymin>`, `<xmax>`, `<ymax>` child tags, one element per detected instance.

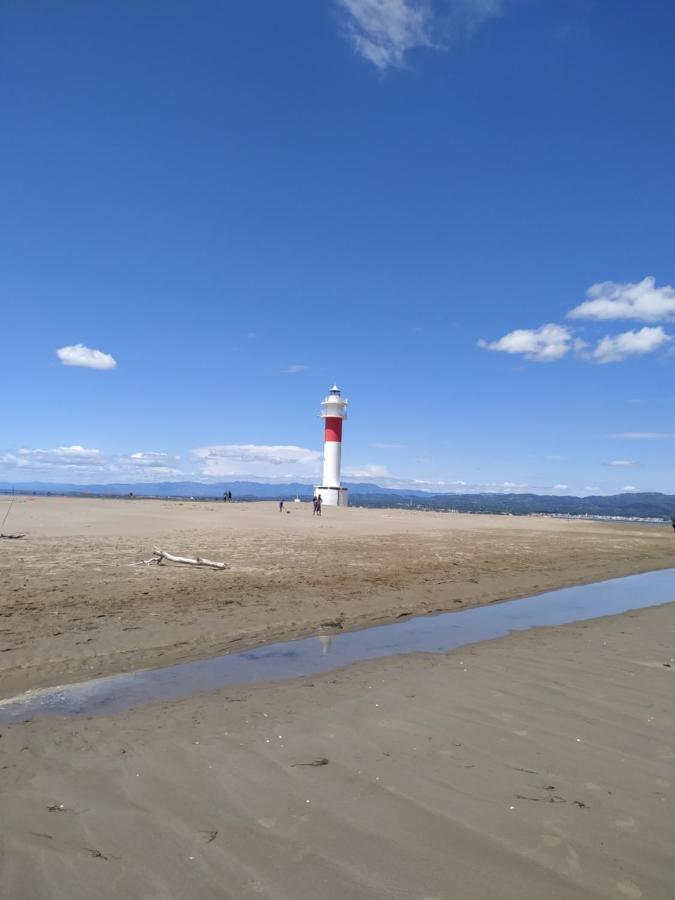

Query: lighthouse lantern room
<box><xmin>314</xmin><ymin>385</ymin><xmax>349</xmax><ymax>507</ymax></box>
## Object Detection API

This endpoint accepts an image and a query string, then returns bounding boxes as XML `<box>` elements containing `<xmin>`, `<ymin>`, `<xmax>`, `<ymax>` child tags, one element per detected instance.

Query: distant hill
<box><xmin>1</xmin><ymin>480</ymin><xmax>673</xmax><ymax>519</ymax></box>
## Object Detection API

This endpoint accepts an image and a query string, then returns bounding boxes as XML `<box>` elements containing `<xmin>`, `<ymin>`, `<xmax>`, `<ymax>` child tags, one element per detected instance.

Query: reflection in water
<box><xmin>0</xmin><ymin>568</ymin><xmax>673</xmax><ymax>724</ymax></box>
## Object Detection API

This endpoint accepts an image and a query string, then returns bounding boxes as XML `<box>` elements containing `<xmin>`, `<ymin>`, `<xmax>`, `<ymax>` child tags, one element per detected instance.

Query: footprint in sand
<box><xmin>614</xmin><ymin>816</ymin><xmax>635</xmax><ymax>829</ymax></box>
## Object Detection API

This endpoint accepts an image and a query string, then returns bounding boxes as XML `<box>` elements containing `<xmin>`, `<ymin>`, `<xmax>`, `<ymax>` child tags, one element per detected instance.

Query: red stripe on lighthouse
<box><xmin>324</xmin><ymin>417</ymin><xmax>342</xmax><ymax>442</ymax></box>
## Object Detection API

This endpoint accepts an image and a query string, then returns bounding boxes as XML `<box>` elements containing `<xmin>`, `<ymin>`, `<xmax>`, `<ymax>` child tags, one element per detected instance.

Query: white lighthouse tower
<box><xmin>314</xmin><ymin>385</ymin><xmax>349</xmax><ymax>507</ymax></box>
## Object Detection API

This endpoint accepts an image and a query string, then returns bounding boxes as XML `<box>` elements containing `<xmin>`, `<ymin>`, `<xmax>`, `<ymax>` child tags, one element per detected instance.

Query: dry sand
<box><xmin>1</xmin><ymin>603</ymin><xmax>673</xmax><ymax>899</ymax></box>
<box><xmin>0</xmin><ymin>495</ymin><xmax>672</xmax><ymax>696</ymax></box>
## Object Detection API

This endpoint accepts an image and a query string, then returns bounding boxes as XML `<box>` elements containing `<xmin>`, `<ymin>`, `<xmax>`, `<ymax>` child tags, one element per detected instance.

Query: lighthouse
<box><xmin>314</xmin><ymin>385</ymin><xmax>349</xmax><ymax>507</ymax></box>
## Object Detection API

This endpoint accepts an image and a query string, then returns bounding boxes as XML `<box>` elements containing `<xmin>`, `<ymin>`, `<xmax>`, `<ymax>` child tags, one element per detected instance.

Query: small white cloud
<box><xmin>568</xmin><ymin>276</ymin><xmax>675</xmax><ymax>322</ymax></box>
<box><xmin>193</xmin><ymin>444</ymin><xmax>322</xmax><ymax>478</ymax></box>
<box><xmin>281</xmin><ymin>364</ymin><xmax>309</xmax><ymax>374</ymax></box>
<box><xmin>337</xmin><ymin>0</ymin><xmax>506</xmax><ymax>70</ymax></box>
<box><xmin>606</xmin><ymin>459</ymin><xmax>637</xmax><ymax>467</ymax></box>
<box><xmin>552</xmin><ymin>484</ymin><xmax>569</xmax><ymax>491</ymax></box>
<box><xmin>128</xmin><ymin>451</ymin><xmax>173</xmax><ymax>465</ymax></box>
<box><xmin>608</xmin><ymin>432</ymin><xmax>674</xmax><ymax>439</ymax></box>
<box><xmin>56</xmin><ymin>343</ymin><xmax>117</xmax><ymax>370</ymax></box>
<box><xmin>621</xmin><ymin>485</ymin><xmax>638</xmax><ymax>492</ymax></box>
<box><xmin>337</xmin><ymin>0</ymin><xmax>435</xmax><ymax>70</ymax></box>
<box><xmin>478</xmin><ymin>324</ymin><xmax>573</xmax><ymax>362</ymax></box>
<box><xmin>590</xmin><ymin>326</ymin><xmax>671</xmax><ymax>363</ymax></box>
<box><xmin>343</xmin><ymin>464</ymin><xmax>392</xmax><ymax>479</ymax></box>
<box><xmin>584</xmin><ymin>486</ymin><xmax>600</xmax><ymax>493</ymax></box>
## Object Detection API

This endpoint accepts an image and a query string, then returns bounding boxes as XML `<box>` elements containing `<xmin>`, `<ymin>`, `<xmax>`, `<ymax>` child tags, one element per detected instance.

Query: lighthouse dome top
<box><xmin>320</xmin><ymin>384</ymin><xmax>348</xmax><ymax>419</ymax></box>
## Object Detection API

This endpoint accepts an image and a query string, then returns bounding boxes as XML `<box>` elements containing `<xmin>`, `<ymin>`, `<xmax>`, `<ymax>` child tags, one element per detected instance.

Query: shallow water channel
<box><xmin>1</xmin><ymin>568</ymin><xmax>674</xmax><ymax>724</ymax></box>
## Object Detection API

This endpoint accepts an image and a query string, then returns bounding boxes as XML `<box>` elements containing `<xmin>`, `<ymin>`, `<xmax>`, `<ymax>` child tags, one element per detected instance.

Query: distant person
<box><xmin>672</xmin><ymin>516</ymin><xmax>675</xmax><ymax>533</ymax></box>
<box><xmin>228</xmin><ymin>490</ymin><xmax>232</xmax><ymax>502</ymax></box>
<box><xmin>316</xmin><ymin>494</ymin><xmax>322</xmax><ymax>517</ymax></box>
<box><xmin>223</xmin><ymin>492</ymin><xmax>227</xmax><ymax>502</ymax></box>
<box><xmin>312</xmin><ymin>497</ymin><xmax>318</xmax><ymax>516</ymax></box>
<box><xmin>279</xmin><ymin>500</ymin><xmax>284</xmax><ymax>513</ymax></box>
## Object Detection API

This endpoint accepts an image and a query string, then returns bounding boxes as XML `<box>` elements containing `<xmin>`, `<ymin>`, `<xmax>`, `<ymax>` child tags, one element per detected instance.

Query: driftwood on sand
<box><xmin>0</xmin><ymin>533</ymin><xmax>25</xmax><ymax>540</ymax></box>
<box><xmin>136</xmin><ymin>547</ymin><xmax>227</xmax><ymax>570</ymax></box>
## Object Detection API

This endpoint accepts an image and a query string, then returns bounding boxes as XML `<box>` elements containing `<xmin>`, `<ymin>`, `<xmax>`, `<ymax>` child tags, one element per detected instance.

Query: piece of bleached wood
<box><xmin>152</xmin><ymin>547</ymin><xmax>227</xmax><ymax>569</ymax></box>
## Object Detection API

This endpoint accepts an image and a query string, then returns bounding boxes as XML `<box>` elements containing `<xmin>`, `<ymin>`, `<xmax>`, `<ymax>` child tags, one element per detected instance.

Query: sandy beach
<box><xmin>1</xmin><ymin>601</ymin><xmax>672</xmax><ymax>899</ymax></box>
<box><xmin>1</xmin><ymin>494</ymin><xmax>673</xmax><ymax>698</ymax></box>
<box><xmin>0</xmin><ymin>495</ymin><xmax>672</xmax><ymax>697</ymax></box>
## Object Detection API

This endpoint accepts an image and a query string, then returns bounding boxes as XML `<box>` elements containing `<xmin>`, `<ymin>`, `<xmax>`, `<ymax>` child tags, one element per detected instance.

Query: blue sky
<box><xmin>1</xmin><ymin>0</ymin><xmax>674</xmax><ymax>494</ymax></box>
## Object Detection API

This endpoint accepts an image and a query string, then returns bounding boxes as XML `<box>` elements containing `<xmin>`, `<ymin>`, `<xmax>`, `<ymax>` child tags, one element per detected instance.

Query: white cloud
<box><xmin>606</xmin><ymin>459</ymin><xmax>637</xmax><ymax>467</ymax></box>
<box><xmin>0</xmin><ymin>445</ymin><xmax>182</xmax><ymax>480</ymax></box>
<box><xmin>0</xmin><ymin>445</ymin><xmax>105</xmax><ymax>470</ymax></box>
<box><xmin>552</xmin><ymin>484</ymin><xmax>569</xmax><ymax>491</ymax></box>
<box><xmin>281</xmin><ymin>364</ymin><xmax>309</xmax><ymax>374</ymax></box>
<box><xmin>337</xmin><ymin>0</ymin><xmax>434</xmax><ymax>70</ymax></box>
<box><xmin>56</xmin><ymin>344</ymin><xmax>117</xmax><ymax>370</ymax></box>
<box><xmin>343</xmin><ymin>463</ymin><xmax>392</xmax><ymax>479</ymax></box>
<box><xmin>568</xmin><ymin>277</ymin><xmax>675</xmax><ymax>323</ymax></box>
<box><xmin>584</xmin><ymin>486</ymin><xmax>600</xmax><ymax>493</ymax></box>
<box><xmin>590</xmin><ymin>326</ymin><xmax>671</xmax><ymax>363</ymax></box>
<box><xmin>193</xmin><ymin>444</ymin><xmax>322</xmax><ymax>478</ymax></box>
<box><xmin>608</xmin><ymin>432</ymin><xmax>674</xmax><ymax>440</ymax></box>
<box><xmin>337</xmin><ymin>0</ymin><xmax>505</xmax><ymax>70</ymax></box>
<box><xmin>128</xmin><ymin>451</ymin><xmax>174</xmax><ymax>466</ymax></box>
<box><xmin>621</xmin><ymin>485</ymin><xmax>638</xmax><ymax>492</ymax></box>
<box><xmin>478</xmin><ymin>324</ymin><xmax>573</xmax><ymax>362</ymax></box>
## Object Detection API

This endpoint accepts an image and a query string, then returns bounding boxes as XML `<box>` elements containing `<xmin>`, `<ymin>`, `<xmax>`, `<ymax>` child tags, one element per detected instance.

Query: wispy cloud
<box><xmin>477</xmin><ymin>324</ymin><xmax>573</xmax><ymax>362</ymax></box>
<box><xmin>608</xmin><ymin>432</ymin><xmax>674</xmax><ymax>440</ymax></box>
<box><xmin>193</xmin><ymin>444</ymin><xmax>322</xmax><ymax>478</ymax></box>
<box><xmin>0</xmin><ymin>446</ymin><xmax>181</xmax><ymax>480</ymax></box>
<box><xmin>56</xmin><ymin>343</ymin><xmax>117</xmax><ymax>370</ymax></box>
<box><xmin>606</xmin><ymin>459</ymin><xmax>637</xmax><ymax>467</ymax></box>
<box><xmin>336</xmin><ymin>0</ymin><xmax>504</xmax><ymax>71</ymax></box>
<box><xmin>281</xmin><ymin>364</ymin><xmax>309</xmax><ymax>374</ymax></box>
<box><xmin>590</xmin><ymin>326</ymin><xmax>671</xmax><ymax>363</ymax></box>
<box><xmin>368</xmin><ymin>442</ymin><xmax>406</xmax><ymax>449</ymax></box>
<box><xmin>622</xmin><ymin>485</ymin><xmax>638</xmax><ymax>492</ymax></box>
<box><xmin>568</xmin><ymin>276</ymin><xmax>675</xmax><ymax>323</ymax></box>
<box><xmin>337</xmin><ymin>0</ymin><xmax>435</xmax><ymax>70</ymax></box>
<box><xmin>343</xmin><ymin>463</ymin><xmax>393</xmax><ymax>479</ymax></box>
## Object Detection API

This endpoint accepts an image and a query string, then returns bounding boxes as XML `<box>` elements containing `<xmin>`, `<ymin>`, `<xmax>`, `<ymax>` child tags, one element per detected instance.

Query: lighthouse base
<box><xmin>313</xmin><ymin>486</ymin><xmax>349</xmax><ymax>508</ymax></box>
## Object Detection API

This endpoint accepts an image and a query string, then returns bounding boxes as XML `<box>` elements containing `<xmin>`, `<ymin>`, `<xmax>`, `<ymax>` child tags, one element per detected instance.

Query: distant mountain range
<box><xmin>1</xmin><ymin>480</ymin><xmax>673</xmax><ymax>519</ymax></box>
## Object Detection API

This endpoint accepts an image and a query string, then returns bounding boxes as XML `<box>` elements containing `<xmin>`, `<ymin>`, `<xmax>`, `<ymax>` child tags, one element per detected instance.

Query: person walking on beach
<box><xmin>228</xmin><ymin>490</ymin><xmax>232</xmax><ymax>502</ymax></box>
<box><xmin>316</xmin><ymin>494</ymin><xmax>322</xmax><ymax>517</ymax></box>
<box><xmin>279</xmin><ymin>500</ymin><xmax>284</xmax><ymax>513</ymax></box>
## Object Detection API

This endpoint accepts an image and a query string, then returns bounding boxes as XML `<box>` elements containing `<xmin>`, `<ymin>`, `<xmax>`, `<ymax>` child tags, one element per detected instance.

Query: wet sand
<box><xmin>1</xmin><ymin>495</ymin><xmax>672</xmax><ymax>696</ymax></box>
<box><xmin>1</xmin><ymin>603</ymin><xmax>673</xmax><ymax>899</ymax></box>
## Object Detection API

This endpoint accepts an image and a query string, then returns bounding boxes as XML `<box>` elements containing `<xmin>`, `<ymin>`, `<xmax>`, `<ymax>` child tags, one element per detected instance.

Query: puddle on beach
<box><xmin>1</xmin><ymin>569</ymin><xmax>673</xmax><ymax>724</ymax></box>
